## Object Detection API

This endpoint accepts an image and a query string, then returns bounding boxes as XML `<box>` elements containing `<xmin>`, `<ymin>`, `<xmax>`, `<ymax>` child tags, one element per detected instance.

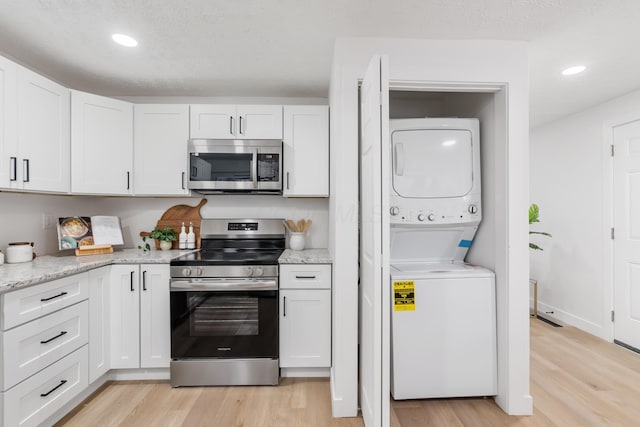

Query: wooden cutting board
<box><xmin>140</xmin><ymin>198</ymin><xmax>207</xmax><ymax>249</ymax></box>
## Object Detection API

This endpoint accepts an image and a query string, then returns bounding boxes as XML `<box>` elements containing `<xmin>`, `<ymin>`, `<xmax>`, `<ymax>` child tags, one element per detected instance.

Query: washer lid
<box><xmin>391</xmin><ymin>128</ymin><xmax>473</xmax><ymax>199</ymax></box>
<box><xmin>389</xmin><ymin>225</ymin><xmax>478</xmax><ymax>263</ymax></box>
<box><xmin>390</xmin><ymin>262</ymin><xmax>494</xmax><ymax>279</ymax></box>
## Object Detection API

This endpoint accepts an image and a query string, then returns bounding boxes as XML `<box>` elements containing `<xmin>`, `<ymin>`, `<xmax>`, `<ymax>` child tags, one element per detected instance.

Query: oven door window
<box><xmin>189</xmin><ymin>153</ymin><xmax>253</xmax><ymax>182</ymax></box>
<box><xmin>171</xmin><ymin>290</ymin><xmax>278</xmax><ymax>359</ymax></box>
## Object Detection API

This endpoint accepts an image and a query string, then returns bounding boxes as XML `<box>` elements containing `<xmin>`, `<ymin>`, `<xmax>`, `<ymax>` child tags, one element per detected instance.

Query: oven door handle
<box><xmin>170</xmin><ymin>280</ymin><xmax>278</xmax><ymax>292</ymax></box>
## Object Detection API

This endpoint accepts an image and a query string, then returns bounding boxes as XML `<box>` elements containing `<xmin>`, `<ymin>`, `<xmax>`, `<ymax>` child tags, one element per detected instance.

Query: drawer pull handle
<box><xmin>283</xmin><ymin>296</ymin><xmax>286</xmax><ymax>317</ymax></box>
<box><xmin>41</xmin><ymin>330</ymin><xmax>68</xmax><ymax>344</ymax></box>
<box><xmin>295</xmin><ymin>275</ymin><xmax>316</xmax><ymax>279</ymax></box>
<box><xmin>41</xmin><ymin>380</ymin><xmax>67</xmax><ymax>397</ymax></box>
<box><xmin>40</xmin><ymin>291</ymin><xmax>68</xmax><ymax>302</ymax></box>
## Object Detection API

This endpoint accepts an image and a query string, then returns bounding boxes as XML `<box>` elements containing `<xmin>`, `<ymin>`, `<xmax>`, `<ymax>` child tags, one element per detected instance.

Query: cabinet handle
<box><xmin>9</xmin><ymin>157</ymin><xmax>17</xmax><ymax>181</ymax></box>
<box><xmin>283</xmin><ymin>296</ymin><xmax>286</xmax><ymax>317</ymax></box>
<box><xmin>41</xmin><ymin>291</ymin><xmax>67</xmax><ymax>302</ymax></box>
<box><xmin>143</xmin><ymin>270</ymin><xmax>147</xmax><ymax>291</ymax></box>
<box><xmin>126</xmin><ymin>171</ymin><xmax>130</xmax><ymax>190</ymax></box>
<box><xmin>23</xmin><ymin>159</ymin><xmax>30</xmax><ymax>182</ymax></box>
<box><xmin>286</xmin><ymin>172</ymin><xmax>290</xmax><ymax>190</ymax></box>
<box><xmin>230</xmin><ymin>116</ymin><xmax>234</xmax><ymax>135</ymax></box>
<box><xmin>40</xmin><ymin>380</ymin><xmax>67</xmax><ymax>397</ymax></box>
<box><xmin>181</xmin><ymin>172</ymin><xmax>186</xmax><ymax>190</ymax></box>
<box><xmin>239</xmin><ymin>116</ymin><xmax>244</xmax><ymax>135</ymax></box>
<box><xmin>295</xmin><ymin>275</ymin><xmax>316</xmax><ymax>279</ymax></box>
<box><xmin>40</xmin><ymin>330</ymin><xmax>68</xmax><ymax>344</ymax></box>
<box><xmin>130</xmin><ymin>271</ymin><xmax>135</xmax><ymax>292</ymax></box>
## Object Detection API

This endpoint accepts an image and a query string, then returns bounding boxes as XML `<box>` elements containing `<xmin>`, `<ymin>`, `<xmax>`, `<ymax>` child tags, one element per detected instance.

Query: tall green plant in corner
<box><xmin>529</xmin><ymin>203</ymin><xmax>552</xmax><ymax>250</ymax></box>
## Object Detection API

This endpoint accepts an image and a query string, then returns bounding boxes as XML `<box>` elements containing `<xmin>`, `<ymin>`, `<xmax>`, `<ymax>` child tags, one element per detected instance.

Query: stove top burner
<box><xmin>170</xmin><ymin>248</ymin><xmax>284</xmax><ymax>266</ymax></box>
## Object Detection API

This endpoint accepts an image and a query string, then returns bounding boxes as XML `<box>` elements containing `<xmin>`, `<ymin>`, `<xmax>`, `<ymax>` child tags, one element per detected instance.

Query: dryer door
<box><xmin>391</xmin><ymin>129</ymin><xmax>473</xmax><ymax>198</ymax></box>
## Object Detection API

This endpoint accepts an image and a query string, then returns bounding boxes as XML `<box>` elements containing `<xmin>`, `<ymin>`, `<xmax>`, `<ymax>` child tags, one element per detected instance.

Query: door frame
<box><xmin>602</xmin><ymin>111</ymin><xmax>640</xmax><ymax>343</ymax></box>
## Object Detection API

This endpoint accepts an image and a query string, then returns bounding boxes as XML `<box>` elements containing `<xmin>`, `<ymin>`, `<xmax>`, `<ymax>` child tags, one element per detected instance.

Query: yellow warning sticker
<box><xmin>393</xmin><ymin>280</ymin><xmax>415</xmax><ymax>311</ymax></box>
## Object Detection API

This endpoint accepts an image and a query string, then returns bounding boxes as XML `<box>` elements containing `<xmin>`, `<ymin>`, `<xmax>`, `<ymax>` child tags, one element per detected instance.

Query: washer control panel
<box><xmin>389</xmin><ymin>197</ymin><xmax>481</xmax><ymax>225</ymax></box>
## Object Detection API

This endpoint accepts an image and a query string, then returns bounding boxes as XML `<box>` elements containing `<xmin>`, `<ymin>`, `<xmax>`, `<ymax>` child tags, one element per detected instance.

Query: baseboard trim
<box><xmin>535</xmin><ymin>301</ymin><xmax>608</xmax><ymax>340</ymax></box>
<box><xmin>281</xmin><ymin>367</ymin><xmax>330</xmax><ymax>378</ymax></box>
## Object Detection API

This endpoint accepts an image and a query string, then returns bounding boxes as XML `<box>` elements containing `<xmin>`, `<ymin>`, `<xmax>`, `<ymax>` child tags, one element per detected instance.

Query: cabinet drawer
<box><xmin>2</xmin><ymin>301</ymin><xmax>89</xmax><ymax>390</ymax></box>
<box><xmin>280</xmin><ymin>265</ymin><xmax>331</xmax><ymax>290</ymax></box>
<box><xmin>2</xmin><ymin>272</ymin><xmax>89</xmax><ymax>330</ymax></box>
<box><xmin>2</xmin><ymin>345</ymin><xmax>88</xmax><ymax>427</ymax></box>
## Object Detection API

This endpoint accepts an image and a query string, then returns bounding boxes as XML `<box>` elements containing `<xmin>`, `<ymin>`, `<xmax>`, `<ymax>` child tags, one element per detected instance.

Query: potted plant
<box><xmin>529</xmin><ymin>203</ymin><xmax>551</xmax><ymax>250</ymax></box>
<box><xmin>139</xmin><ymin>227</ymin><xmax>177</xmax><ymax>252</ymax></box>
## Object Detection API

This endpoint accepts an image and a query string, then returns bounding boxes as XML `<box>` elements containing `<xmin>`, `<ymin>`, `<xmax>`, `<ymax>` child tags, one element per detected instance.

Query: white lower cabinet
<box><xmin>279</xmin><ymin>264</ymin><xmax>331</xmax><ymax>369</ymax></box>
<box><xmin>110</xmin><ymin>264</ymin><xmax>170</xmax><ymax>369</ymax></box>
<box><xmin>2</xmin><ymin>346</ymin><xmax>88</xmax><ymax>427</ymax></box>
<box><xmin>88</xmin><ymin>266</ymin><xmax>110</xmax><ymax>383</ymax></box>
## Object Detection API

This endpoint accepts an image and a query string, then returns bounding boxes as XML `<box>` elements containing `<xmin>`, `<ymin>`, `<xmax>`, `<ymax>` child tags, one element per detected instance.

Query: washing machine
<box><xmin>388</xmin><ymin>117</ymin><xmax>497</xmax><ymax>400</ymax></box>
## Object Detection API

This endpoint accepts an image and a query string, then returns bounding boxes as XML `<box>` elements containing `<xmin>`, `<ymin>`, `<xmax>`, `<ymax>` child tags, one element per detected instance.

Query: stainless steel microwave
<box><xmin>187</xmin><ymin>139</ymin><xmax>282</xmax><ymax>193</ymax></box>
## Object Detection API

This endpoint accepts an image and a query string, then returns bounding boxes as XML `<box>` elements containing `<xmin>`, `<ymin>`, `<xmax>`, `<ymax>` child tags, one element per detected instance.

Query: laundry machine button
<box><xmin>427</xmin><ymin>213</ymin><xmax>436</xmax><ymax>221</ymax></box>
<box><xmin>468</xmin><ymin>204</ymin><xmax>478</xmax><ymax>214</ymax></box>
<box><xmin>390</xmin><ymin>206</ymin><xmax>400</xmax><ymax>216</ymax></box>
<box><xmin>417</xmin><ymin>213</ymin><xmax>426</xmax><ymax>221</ymax></box>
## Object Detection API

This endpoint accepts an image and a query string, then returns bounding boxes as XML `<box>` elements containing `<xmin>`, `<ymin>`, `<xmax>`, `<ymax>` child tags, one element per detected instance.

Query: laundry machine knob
<box><xmin>468</xmin><ymin>204</ymin><xmax>478</xmax><ymax>214</ymax></box>
<box><xmin>390</xmin><ymin>206</ymin><xmax>400</xmax><ymax>216</ymax></box>
<box><xmin>182</xmin><ymin>268</ymin><xmax>192</xmax><ymax>277</ymax></box>
<box><xmin>417</xmin><ymin>213</ymin><xmax>426</xmax><ymax>222</ymax></box>
<box><xmin>427</xmin><ymin>213</ymin><xmax>436</xmax><ymax>221</ymax></box>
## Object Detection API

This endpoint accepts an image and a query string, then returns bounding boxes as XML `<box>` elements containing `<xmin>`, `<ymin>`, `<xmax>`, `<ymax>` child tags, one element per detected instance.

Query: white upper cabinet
<box><xmin>134</xmin><ymin>104</ymin><xmax>189</xmax><ymax>196</ymax></box>
<box><xmin>0</xmin><ymin>56</ymin><xmax>17</xmax><ymax>190</ymax></box>
<box><xmin>71</xmin><ymin>90</ymin><xmax>133</xmax><ymax>195</ymax></box>
<box><xmin>282</xmin><ymin>105</ymin><xmax>329</xmax><ymax>197</ymax></box>
<box><xmin>17</xmin><ymin>66</ymin><xmax>70</xmax><ymax>193</ymax></box>
<box><xmin>190</xmin><ymin>104</ymin><xmax>282</xmax><ymax>140</ymax></box>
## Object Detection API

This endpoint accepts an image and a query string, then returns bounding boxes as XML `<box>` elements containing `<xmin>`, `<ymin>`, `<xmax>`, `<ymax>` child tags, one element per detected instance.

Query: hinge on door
<box><xmin>611</xmin><ymin>310</ymin><xmax>615</xmax><ymax>322</ymax></box>
<box><xmin>611</xmin><ymin>228</ymin><xmax>615</xmax><ymax>240</ymax></box>
<box><xmin>611</xmin><ymin>144</ymin><xmax>614</xmax><ymax>157</ymax></box>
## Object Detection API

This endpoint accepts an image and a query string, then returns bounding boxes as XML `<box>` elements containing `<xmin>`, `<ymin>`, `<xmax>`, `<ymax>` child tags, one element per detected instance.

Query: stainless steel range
<box><xmin>169</xmin><ymin>218</ymin><xmax>284</xmax><ymax>387</ymax></box>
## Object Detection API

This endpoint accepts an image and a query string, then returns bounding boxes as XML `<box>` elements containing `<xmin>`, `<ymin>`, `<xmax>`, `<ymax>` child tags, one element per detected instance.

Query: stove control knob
<box><xmin>182</xmin><ymin>268</ymin><xmax>192</xmax><ymax>277</ymax></box>
<box><xmin>417</xmin><ymin>213</ymin><xmax>426</xmax><ymax>222</ymax></box>
<box><xmin>254</xmin><ymin>266</ymin><xmax>264</xmax><ymax>277</ymax></box>
<box><xmin>427</xmin><ymin>213</ymin><xmax>436</xmax><ymax>221</ymax></box>
<box><xmin>390</xmin><ymin>206</ymin><xmax>400</xmax><ymax>216</ymax></box>
<box><xmin>245</xmin><ymin>266</ymin><xmax>254</xmax><ymax>276</ymax></box>
<box><xmin>195</xmin><ymin>267</ymin><xmax>203</xmax><ymax>277</ymax></box>
<box><xmin>468</xmin><ymin>204</ymin><xmax>478</xmax><ymax>214</ymax></box>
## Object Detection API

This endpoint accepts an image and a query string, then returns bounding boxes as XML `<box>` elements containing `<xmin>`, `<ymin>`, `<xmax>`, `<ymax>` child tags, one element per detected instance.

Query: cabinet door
<box><xmin>280</xmin><ymin>289</ymin><xmax>331</xmax><ymax>368</ymax></box>
<box><xmin>17</xmin><ymin>66</ymin><xmax>70</xmax><ymax>193</ymax></box>
<box><xmin>139</xmin><ymin>264</ymin><xmax>170</xmax><ymax>368</ymax></box>
<box><xmin>283</xmin><ymin>105</ymin><xmax>329</xmax><ymax>197</ymax></box>
<box><xmin>0</xmin><ymin>56</ymin><xmax>17</xmax><ymax>189</ymax></box>
<box><xmin>134</xmin><ymin>104</ymin><xmax>189</xmax><ymax>195</ymax></box>
<box><xmin>190</xmin><ymin>104</ymin><xmax>236</xmax><ymax>138</ymax></box>
<box><xmin>88</xmin><ymin>266</ymin><xmax>110</xmax><ymax>383</ymax></box>
<box><xmin>71</xmin><ymin>90</ymin><xmax>133</xmax><ymax>195</ymax></box>
<box><xmin>109</xmin><ymin>265</ymin><xmax>140</xmax><ymax>369</ymax></box>
<box><xmin>237</xmin><ymin>105</ymin><xmax>282</xmax><ymax>139</ymax></box>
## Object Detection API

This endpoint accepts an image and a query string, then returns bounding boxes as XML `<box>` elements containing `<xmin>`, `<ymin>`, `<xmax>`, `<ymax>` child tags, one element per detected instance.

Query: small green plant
<box><xmin>138</xmin><ymin>227</ymin><xmax>177</xmax><ymax>252</ymax></box>
<box><xmin>529</xmin><ymin>203</ymin><xmax>552</xmax><ymax>250</ymax></box>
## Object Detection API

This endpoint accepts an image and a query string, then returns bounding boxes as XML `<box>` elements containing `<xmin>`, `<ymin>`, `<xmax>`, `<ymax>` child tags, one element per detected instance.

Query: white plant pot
<box><xmin>159</xmin><ymin>240</ymin><xmax>172</xmax><ymax>251</ymax></box>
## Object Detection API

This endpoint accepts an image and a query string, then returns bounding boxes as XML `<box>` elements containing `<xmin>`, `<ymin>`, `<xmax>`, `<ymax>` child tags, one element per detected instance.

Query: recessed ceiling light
<box><xmin>112</xmin><ymin>33</ymin><xmax>138</xmax><ymax>47</ymax></box>
<box><xmin>561</xmin><ymin>65</ymin><xmax>586</xmax><ymax>76</ymax></box>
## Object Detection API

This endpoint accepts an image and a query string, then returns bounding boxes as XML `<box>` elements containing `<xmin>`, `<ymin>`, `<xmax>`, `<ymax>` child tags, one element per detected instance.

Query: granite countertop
<box><xmin>279</xmin><ymin>249</ymin><xmax>331</xmax><ymax>264</ymax></box>
<box><xmin>0</xmin><ymin>249</ymin><xmax>194</xmax><ymax>294</ymax></box>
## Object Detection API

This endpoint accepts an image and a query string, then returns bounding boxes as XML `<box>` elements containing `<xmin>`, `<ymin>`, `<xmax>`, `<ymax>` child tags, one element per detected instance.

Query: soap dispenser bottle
<box><xmin>187</xmin><ymin>222</ymin><xmax>196</xmax><ymax>249</ymax></box>
<box><xmin>179</xmin><ymin>222</ymin><xmax>187</xmax><ymax>250</ymax></box>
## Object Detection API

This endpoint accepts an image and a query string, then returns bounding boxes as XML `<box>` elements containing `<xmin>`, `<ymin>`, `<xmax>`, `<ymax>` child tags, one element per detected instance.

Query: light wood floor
<box><xmin>58</xmin><ymin>319</ymin><xmax>640</xmax><ymax>427</ymax></box>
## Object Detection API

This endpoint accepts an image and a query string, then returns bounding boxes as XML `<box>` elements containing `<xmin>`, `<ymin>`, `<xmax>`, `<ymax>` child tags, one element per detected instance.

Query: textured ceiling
<box><xmin>0</xmin><ymin>0</ymin><xmax>638</xmax><ymax>127</ymax></box>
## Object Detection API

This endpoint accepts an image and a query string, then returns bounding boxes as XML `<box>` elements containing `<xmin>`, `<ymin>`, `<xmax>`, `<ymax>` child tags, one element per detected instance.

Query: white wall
<box><xmin>329</xmin><ymin>37</ymin><xmax>531</xmax><ymax>420</ymax></box>
<box><xmin>530</xmin><ymin>88</ymin><xmax>640</xmax><ymax>340</ymax></box>
<box><xmin>0</xmin><ymin>192</ymin><xmax>328</xmax><ymax>255</ymax></box>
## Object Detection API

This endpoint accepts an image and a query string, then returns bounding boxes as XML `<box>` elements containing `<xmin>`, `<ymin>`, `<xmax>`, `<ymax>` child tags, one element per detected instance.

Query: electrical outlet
<box><xmin>42</xmin><ymin>214</ymin><xmax>57</xmax><ymax>229</ymax></box>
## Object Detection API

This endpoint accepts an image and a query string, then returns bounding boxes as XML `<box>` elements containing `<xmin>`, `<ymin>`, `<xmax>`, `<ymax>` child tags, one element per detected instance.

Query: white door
<box><xmin>613</xmin><ymin>120</ymin><xmax>640</xmax><ymax>351</ymax></box>
<box><xmin>134</xmin><ymin>104</ymin><xmax>189</xmax><ymax>195</ymax></box>
<box><xmin>236</xmin><ymin>105</ymin><xmax>283</xmax><ymax>139</ymax></box>
<box><xmin>0</xmin><ymin>56</ymin><xmax>17</xmax><ymax>189</ymax></box>
<box><xmin>139</xmin><ymin>264</ymin><xmax>171</xmax><ymax>368</ymax></box>
<box><xmin>110</xmin><ymin>265</ymin><xmax>140</xmax><ymax>369</ymax></box>
<box><xmin>17</xmin><ymin>66</ymin><xmax>70</xmax><ymax>193</ymax></box>
<box><xmin>190</xmin><ymin>104</ymin><xmax>236</xmax><ymax>139</ymax></box>
<box><xmin>88</xmin><ymin>266</ymin><xmax>110</xmax><ymax>383</ymax></box>
<box><xmin>359</xmin><ymin>55</ymin><xmax>390</xmax><ymax>427</ymax></box>
<box><xmin>71</xmin><ymin>90</ymin><xmax>133</xmax><ymax>195</ymax></box>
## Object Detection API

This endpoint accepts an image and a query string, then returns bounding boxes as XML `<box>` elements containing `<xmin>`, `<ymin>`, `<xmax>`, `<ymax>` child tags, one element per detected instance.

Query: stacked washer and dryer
<box><xmin>389</xmin><ymin>118</ymin><xmax>497</xmax><ymax>400</ymax></box>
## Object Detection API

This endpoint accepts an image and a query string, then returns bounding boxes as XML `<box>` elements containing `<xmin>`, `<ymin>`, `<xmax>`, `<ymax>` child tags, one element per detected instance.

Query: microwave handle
<box><xmin>252</xmin><ymin>149</ymin><xmax>258</xmax><ymax>189</ymax></box>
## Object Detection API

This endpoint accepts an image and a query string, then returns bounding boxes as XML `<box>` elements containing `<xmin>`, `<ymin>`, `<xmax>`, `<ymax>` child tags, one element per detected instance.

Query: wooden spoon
<box><xmin>282</xmin><ymin>220</ymin><xmax>293</xmax><ymax>233</ymax></box>
<box><xmin>303</xmin><ymin>219</ymin><xmax>312</xmax><ymax>232</ymax></box>
<box><xmin>286</xmin><ymin>219</ymin><xmax>297</xmax><ymax>232</ymax></box>
<box><xmin>297</xmin><ymin>219</ymin><xmax>305</xmax><ymax>233</ymax></box>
